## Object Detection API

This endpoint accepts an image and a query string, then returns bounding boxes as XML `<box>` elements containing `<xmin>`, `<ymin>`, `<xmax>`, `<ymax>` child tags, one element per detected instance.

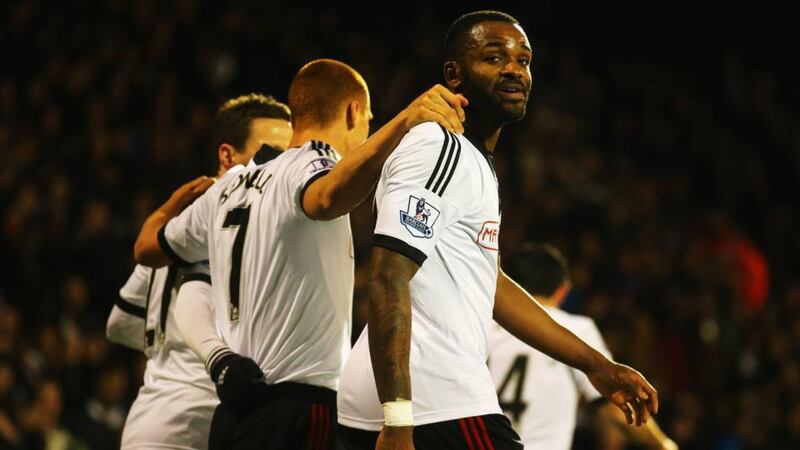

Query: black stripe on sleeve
<box><xmin>157</xmin><ymin>225</ymin><xmax>191</xmax><ymax>266</ymax></box>
<box><xmin>115</xmin><ymin>298</ymin><xmax>146</xmax><ymax>319</ymax></box>
<box><xmin>145</xmin><ymin>329</ymin><xmax>155</xmax><ymax>347</ymax></box>
<box><xmin>436</xmin><ymin>132</ymin><xmax>461</xmax><ymax>196</ymax></box>
<box><xmin>431</xmin><ymin>131</ymin><xmax>457</xmax><ymax>194</ymax></box>
<box><xmin>143</xmin><ymin>268</ymin><xmax>155</xmax><ymax>347</ymax></box>
<box><xmin>159</xmin><ymin>265</ymin><xmax>178</xmax><ymax>343</ymax></box>
<box><xmin>373</xmin><ymin>234</ymin><xmax>427</xmax><ymax>266</ymax></box>
<box><xmin>424</xmin><ymin>125</ymin><xmax>451</xmax><ymax>190</ymax></box>
<box><xmin>181</xmin><ymin>273</ymin><xmax>212</xmax><ymax>286</ymax></box>
<box><xmin>298</xmin><ymin>170</ymin><xmax>332</xmax><ymax>217</ymax></box>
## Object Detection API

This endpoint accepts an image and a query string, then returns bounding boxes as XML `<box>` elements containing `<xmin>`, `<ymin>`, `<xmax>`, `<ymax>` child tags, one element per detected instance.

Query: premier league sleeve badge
<box><xmin>399</xmin><ymin>195</ymin><xmax>441</xmax><ymax>238</ymax></box>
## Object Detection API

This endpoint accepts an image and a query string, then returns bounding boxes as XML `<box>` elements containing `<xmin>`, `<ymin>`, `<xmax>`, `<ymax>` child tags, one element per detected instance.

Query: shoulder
<box><xmin>385</xmin><ymin>123</ymin><xmax>463</xmax><ymax>189</ymax></box>
<box><xmin>407</xmin><ymin>121</ymin><xmax>450</xmax><ymax>140</ymax></box>
<box><xmin>390</xmin><ymin>122</ymin><xmax>452</xmax><ymax>161</ymax></box>
<box><xmin>278</xmin><ymin>145</ymin><xmax>337</xmax><ymax>175</ymax></box>
<box><xmin>274</xmin><ymin>146</ymin><xmax>307</xmax><ymax>163</ymax></box>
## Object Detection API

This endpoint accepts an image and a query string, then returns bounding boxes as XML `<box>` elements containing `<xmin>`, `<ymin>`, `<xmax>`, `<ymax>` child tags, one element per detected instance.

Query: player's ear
<box><xmin>443</xmin><ymin>61</ymin><xmax>462</xmax><ymax>90</ymax></box>
<box><xmin>345</xmin><ymin>101</ymin><xmax>360</xmax><ymax>130</ymax></box>
<box><xmin>218</xmin><ymin>144</ymin><xmax>235</xmax><ymax>170</ymax></box>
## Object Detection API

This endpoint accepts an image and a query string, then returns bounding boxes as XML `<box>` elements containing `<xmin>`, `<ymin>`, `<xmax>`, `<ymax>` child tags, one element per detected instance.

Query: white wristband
<box><xmin>382</xmin><ymin>399</ymin><xmax>414</xmax><ymax>427</ymax></box>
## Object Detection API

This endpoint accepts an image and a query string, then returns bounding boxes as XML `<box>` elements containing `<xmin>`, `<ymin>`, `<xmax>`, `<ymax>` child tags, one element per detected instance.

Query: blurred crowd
<box><xmin>1</xmin><ymin>1</ymin><xmax>798</xmax><ymax>449</ymax></box>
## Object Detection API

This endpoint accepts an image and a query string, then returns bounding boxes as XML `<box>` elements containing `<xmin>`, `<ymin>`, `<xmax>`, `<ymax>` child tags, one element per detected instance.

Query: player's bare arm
<box><xmin>367</xmin><ymin>247</ymin><xmax>419</xmax><ymax>449</ymax></box>
<box><xmin>134</xmin><ymin>176</ymin><xmax>214</xmax><ymax>267</ymax></box>
<box><xmin>597</xmin><ymin>403</ymin><xmax>678</xmax><ymax>449</ymax></box>
<box><xmin>302</xmin><ymin>85</ymin><xmax>468</xmax><ymax>221</ymax></box>
<box><xmin>493</xmin><ymin>267</ymin><xmax>659</xmax><ymax>426</ymax></box>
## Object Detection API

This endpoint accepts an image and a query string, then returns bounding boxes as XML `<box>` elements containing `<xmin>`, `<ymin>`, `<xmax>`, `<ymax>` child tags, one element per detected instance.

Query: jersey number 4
<box><xmin>223</xmin><ymin>205</ymin><xmax>251</xmax><ymax>322</ymax></box>
<box><xmin>497</xmin><ymin>354</ymin><xmax>529</xmax><ymax>424</ymax></box>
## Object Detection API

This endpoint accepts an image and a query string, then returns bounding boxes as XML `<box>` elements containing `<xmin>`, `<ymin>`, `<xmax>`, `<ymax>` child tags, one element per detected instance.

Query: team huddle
<box><xmin>106</xmin><ymin>10</ymin><xmax>676</xmax><ymax>450</ymax></box>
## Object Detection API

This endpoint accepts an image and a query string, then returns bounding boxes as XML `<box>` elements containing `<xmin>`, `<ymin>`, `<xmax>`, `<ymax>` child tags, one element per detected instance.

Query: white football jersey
<box><xmin>110</xmin><ymin>263</ymin><xmax>218</xmax><ymax>449</ymax></box>
<box><xmin>488</xmin><ymin>306</ymin><xmax>612</xmax><ymax>450</ymax></box>
<box><xmin>338</xmin><ymin>122</ymin><xmax>502</xmax><ymax>430</ymax></box>
<box><xmin>159</xmin><ymin>141</ymin><xmax>353</xmax><ymax>391</ymax></box>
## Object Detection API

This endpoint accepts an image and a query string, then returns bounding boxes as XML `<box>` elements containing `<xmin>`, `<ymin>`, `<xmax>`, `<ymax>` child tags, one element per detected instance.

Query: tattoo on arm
<box><xmin>367</xmin><ymin>247</ymin><xmax>419</xmax><ymax>403</ymax></box>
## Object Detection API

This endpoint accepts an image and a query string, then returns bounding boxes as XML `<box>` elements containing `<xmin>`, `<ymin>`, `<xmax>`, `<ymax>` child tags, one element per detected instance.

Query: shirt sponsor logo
<box><xmin>476</xmin><ymin>220</ymin><xmax>500</xmax><ymax>250</ymax></box>
<box><xmin>400</xmin><ymin>196</ymin><xmax>440</xmax><ymax>238</ymax></box>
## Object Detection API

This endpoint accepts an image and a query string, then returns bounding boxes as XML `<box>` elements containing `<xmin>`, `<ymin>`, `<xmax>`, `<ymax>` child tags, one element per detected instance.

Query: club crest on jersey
<box><xmin>400</xmin><ymin>196</ymin><xmax>440</xmax><ymax>238</ymax></box>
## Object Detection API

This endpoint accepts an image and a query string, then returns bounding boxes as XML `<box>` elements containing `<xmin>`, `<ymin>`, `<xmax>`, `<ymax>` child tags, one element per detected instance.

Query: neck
<box><xmin>289</xmin><ymin>127</ymin><xmax>345</xmax><ymax>154</ymax></box>
<box><xmin>464</xmin><ymin>115</ymin><xmax>502</xmax><ymax>153</ymax></box>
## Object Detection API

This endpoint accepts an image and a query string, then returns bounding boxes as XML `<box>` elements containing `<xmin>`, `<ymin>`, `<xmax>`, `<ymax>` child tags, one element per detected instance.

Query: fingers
<box><xmin>635</xmin><ymin>385</ymin><xmax>654</xmax><ymax>424</ymax></box>
<box><xmin>613</xmin><ymin>391</ymin><xmax>651</xmax><ymax>426</ymax></box>
<box><xmin>632</xmin><ymin>371</ymin><xmax>659</xmax><ymax>416</ymax></box>
<box><xmin>425</xmin><ymin>99</ymin><xmax>463</xmax><ymax>133</ymax></box>
<box><xmin>633</xmin><ymin>397</ymin><xmax>649</xmax><ymax>426</ymax></box>
<box><xmin>619</xmin><ymin>400</ymin><xmax>634</xmax><ymax>425</ymax></box>
<box><xmin>404</xmin><ymin>84</ymin><xmax>469</xmax><ymax>132</ymax></box>
<box><xmin>643</xmin><ymin>380</ymin><xmax>659</xmax><ymax>415</ymax></box>
<box><xmin>422</xmin><ymin>104</ymin><xmax>463</xmax><ymax>134</ymax></box>
<box><xmin>427</xmin><ymin>93</ymin><xmax>458</xmax><ymax>120</ymax></box>
<box><xmin>610</xmin><ymin>391</ymin><xmax>633</xmax><ymax>425</ymax></box>
<box><xmin>422</xmin><ymin>94</ymin><xmax>463</xmax><ymax>132</ymax></box>
<box><xmin>431</xmin><ymin>85</ymin><xmax>467</xmax><ymax>123</ymax></box>
<box><xmin>189</xmin><ymin>176</ymin><xmax>214</xmax><ymax>195</ymax></box>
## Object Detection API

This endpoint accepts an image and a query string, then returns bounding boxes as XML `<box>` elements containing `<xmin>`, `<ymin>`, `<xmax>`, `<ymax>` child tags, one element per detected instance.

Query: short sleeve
<box><xmin>160</xmin><ymin>189</ymin><xmax>215</xmax><ymax>265</ymax></box>
<box><xmin>118</xmin><ymin>264</ymin><xmax>152</xmax><ymax>312</ymax></box>
<box><xmin>179</xmin><ymin>261</ymin><xmax>211</xmax><ymax>287</ymax></box>
<box><xmin>572</xmin><ymin>319</ymin><xmax>613</xmax><ymax>401</ymax></box>
<box><xmin>286</xmin><ymin>143</ymin><xmax>339</xmax><ymax>218</ymax></box>
<box><xmin>373</xmin><ymin>122</ymin><xmax>462</xmax><ymax>266</ymax></box>
<box><xmin>108</xmin><ymin>265</ymin><xmax>152</xmax><ymax>351</ymax></box>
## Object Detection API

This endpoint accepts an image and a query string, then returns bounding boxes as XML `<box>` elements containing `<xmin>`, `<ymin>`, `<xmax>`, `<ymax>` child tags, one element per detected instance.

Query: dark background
<box><xmin>1</xmin><ymin>1</ymin><xmax>798</xmax><ymax>449</ymax></box>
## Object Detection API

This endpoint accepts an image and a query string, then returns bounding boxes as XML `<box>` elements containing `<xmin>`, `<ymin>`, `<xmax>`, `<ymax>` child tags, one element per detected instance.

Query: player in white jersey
<box><xmin>489</xmin><ymin>244</ymin><xmax>678</xmax><ymax>450</ymax></box>
<box><xmin>106</xmin><ymin>93</ymin><xmax>293</xmax><ymax>449</ymax></box>
<box><xmin>337</xmin><ymin>11</ymin><xmax>659</xmax><ymax>450</ymax></box>
<box><xmin>132</xmin><ymin>59</ymin><xmax>467</xmax><ymax>449</ymax></box>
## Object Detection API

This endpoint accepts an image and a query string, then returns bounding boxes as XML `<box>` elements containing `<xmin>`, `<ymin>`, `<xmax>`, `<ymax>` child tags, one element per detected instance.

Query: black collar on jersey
<box><xmin>251</xmin><ymin>143</ymin><xmax>283</xmax><ymax>165</ymax></box>
<box><xmin>463</xmin><ymin>129</ymin><xmax>501</xmax><ymax>214</ymax></box>
<box><xmin>463</xmin><ymin>129</ymin><xmax>491</xmax><ymax>156</ymax></box>
<box><xmin>463</xmin><ymin>129</ymin><xmax>496</xmax><ymax>177</ymax></box>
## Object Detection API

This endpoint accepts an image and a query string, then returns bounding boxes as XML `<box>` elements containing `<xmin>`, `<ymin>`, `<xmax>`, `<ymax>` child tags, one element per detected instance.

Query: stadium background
<box><xmin>1</xmin><ymin>1</ymin><xmax>797</xmax><ymax>449</ymax></box>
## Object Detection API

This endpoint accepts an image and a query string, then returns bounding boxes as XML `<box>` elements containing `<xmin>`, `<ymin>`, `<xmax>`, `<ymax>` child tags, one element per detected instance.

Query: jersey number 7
<box><xmin>223</xmin><ymin>205</ymin><xmax>251</xmax><ymax>322</ymax></box>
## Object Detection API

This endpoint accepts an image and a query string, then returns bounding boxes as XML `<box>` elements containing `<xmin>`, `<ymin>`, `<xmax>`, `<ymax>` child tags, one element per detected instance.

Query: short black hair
<box><xmin>444</xmin><ymin>10</ymin><xmax>519</xmax><ymax>61</ymax></box>
<box><xmin>288</xmin><ymin>59</ymin><xmax>367</xmax><ymax>129</ymax></box>
<box><xmin>505</xmin><ymin>243</ymin><xmax>569</xmax><ymax>298</ymax></box>
<box><xmin>210</xmin><ymin>93</ymin><xmax>291</xmax><ymax>153</ymax></box>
